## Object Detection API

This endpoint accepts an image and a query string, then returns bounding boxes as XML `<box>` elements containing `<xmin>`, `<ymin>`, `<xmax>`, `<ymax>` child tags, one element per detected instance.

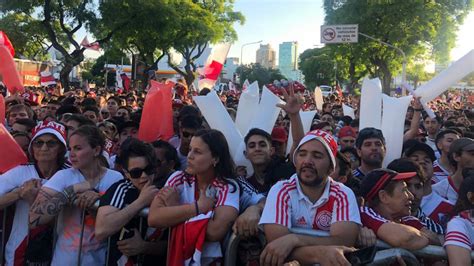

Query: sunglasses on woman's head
<box><xmin>126</xmin><ymin>165</ymin><xmax>156</xmax><ymax>179</ymax></box>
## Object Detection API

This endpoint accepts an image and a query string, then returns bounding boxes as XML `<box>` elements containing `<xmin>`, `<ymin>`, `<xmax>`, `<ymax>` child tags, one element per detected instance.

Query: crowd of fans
<box><xmin>0</xmin><ymin>79</ymin><xmax>473</xmax><ymax>266</ymax></box>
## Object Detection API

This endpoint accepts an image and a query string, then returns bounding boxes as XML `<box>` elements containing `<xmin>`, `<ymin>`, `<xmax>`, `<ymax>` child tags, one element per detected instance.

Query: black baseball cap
<box><xmin>402</xmin><ymin>139</ymin><xmax>436</xmax><ymax>162</ymax></box>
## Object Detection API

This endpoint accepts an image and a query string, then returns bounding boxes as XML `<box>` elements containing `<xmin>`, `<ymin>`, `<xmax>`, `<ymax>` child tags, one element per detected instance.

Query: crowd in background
<box><xmin>0</xmin><ymin>79</ymin><xmax>474</xmax><ymax>266</ymax></box>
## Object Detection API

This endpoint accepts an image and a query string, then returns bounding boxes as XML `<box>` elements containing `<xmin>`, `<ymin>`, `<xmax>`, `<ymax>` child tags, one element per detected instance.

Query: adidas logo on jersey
<box><xmin>296</xmin><ymin>216</ymin><xmax>307</xmax><ymax>226</ymax></box>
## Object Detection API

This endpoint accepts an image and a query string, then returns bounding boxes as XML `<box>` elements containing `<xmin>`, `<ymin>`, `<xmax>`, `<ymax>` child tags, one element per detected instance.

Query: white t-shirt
<box><xmin>165</xmin><ymin>171</ymin><xmax>239</xmax><ymax>262</ymax></box>
<box><xmin>420</xmin><ymin>191</ymin><xmax>454</xmax><ymax>224</ymax></box>
<box><xmin>432</xmin><ymin>176</ymin><xmax>458</xmax><ymax>205</ymax></box>
<box><xmin>43</xmin><ymin>168</ymin><xmax>123</xmax><ymax>266</ymax></box>
<box><xmin>444</xmin><ymin>211</ymin><xmax>474</xmax><ymax>251</ymax></box>
<box><xmin>0</xmin><ymin>164</ymin><xmax>41</xmax><ymax>266</ymax></box>
<box><xmin>259</xmin><ymin>174</ymin><xmax>361</xmax><ymax>230</ymax></box>
<box><xmin>176</xmin><ymin>146</ymin><xmax>188</xmax><ymax>171</ymax></box>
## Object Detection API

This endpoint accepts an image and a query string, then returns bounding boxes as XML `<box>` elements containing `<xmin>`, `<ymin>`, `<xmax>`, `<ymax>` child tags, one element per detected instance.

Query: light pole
<box><xmin>240</xmin><ymin>40</ymin><xmax>263</xmax><ymax>65</ymax></box>
<box><xmin>359</xmin><ymin>32</ymin><xmax>407</xmax><ymax>95</ymax></box>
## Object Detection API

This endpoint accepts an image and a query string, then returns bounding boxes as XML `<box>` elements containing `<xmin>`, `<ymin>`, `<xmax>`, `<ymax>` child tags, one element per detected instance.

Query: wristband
<box><xmin>413</xmin><ymin>108</ymin><xmax>423</xmax><ymax>112</ymax></box>
<box><xmin>194</xmin><ymin>201</ymin><xmax>200</xmax><ymax>216</ymax></box>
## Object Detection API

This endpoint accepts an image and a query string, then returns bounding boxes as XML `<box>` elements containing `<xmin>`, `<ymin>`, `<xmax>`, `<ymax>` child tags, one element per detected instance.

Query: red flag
<box><xmin>0</xmin><ymin>124</ymin><xmax>28</xmax><ymax>173</ymax></box>
<box><xmin>138</xmin><ymin>80</ymin><xmax>174</xmax><ymax>142</ymax></box>
<box><xmin>80</xmin><ymin>36</ymin><xmax>100</xmax><ymax>51</ymax></box>
<box><xmin>0</xmin><ymin>94</ymin><xmax>5</xmax><ymax>125</ymax></box>
<box><xmin>0</xmin><ymin>31</ymin><xmax>14</xmax><ymax>57</ymax></box>
<box><xmin>40</xmin><ymin>71</ymin><xmax>56</xmax><ymax>86</ymax></box>
<box><xmin>167</xmin><ymin>215</ymin><xmax>210</xmax><ymax>266</ymax></box>
<box><xmin>203</xmin><ymin>60</ymin><xmax>224</xmax><ymax>81</ymax></box>
<box><xmin>0</xmin><ymin>34</ymin><xmax>24</xmax><ymax>94</ymax></box>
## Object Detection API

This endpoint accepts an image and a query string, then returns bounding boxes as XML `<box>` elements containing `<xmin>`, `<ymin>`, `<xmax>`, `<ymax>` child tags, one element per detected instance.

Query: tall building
<box><xmin>278</xmin><ymin>41</ymin><xmax>302</xmax><ymax>81</ymax></box>
<box><xmin>256</xmin><ymin>44</ymin><xmax>276</xmax><ymax>69</ymax></box>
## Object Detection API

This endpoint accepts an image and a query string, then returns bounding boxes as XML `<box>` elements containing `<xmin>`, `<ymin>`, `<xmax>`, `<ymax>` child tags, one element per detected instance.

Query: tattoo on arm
<box><xmin>29</xmin><ymin>189</ymin><xmax>68</xmax><ymax>226</ymax></box>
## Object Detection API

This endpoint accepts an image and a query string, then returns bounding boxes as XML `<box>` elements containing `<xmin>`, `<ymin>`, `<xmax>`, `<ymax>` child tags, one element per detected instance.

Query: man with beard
<box><xmin>432</xmin><ymin>129</ymin><xmax>460</xmax><ymax>183</ymax></box>
<box><xmin>352</xmin><ymin>127</ymin><xmax>386</xmax><ymax>180</ymax></box>
<box><xmin>358</xmin><ymin>169</ymin><xmax>431</xmax><ymax>250</ymax></box>
<box><xmin>402</xmin><ymin>140</ymin><xmax>453</xmax><ymax>224</ymax></box>
<box><xmin>259</xmin><ymin>130</ymin><xmax>361</xmax><ymax>265</ymax></box>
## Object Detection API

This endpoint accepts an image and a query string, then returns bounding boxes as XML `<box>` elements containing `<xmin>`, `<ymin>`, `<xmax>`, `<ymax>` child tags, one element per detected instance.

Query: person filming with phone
<box><xmin>95</xmin><ymin>138</ymin><xmax>167</xmax><ymax>266</ymax></box>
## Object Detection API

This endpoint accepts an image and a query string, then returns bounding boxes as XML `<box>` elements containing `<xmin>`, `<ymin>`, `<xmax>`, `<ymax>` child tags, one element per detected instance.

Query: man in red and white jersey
<box><xmin>358</xmin><ymin>169</ymin><xmax>432</xmax><ymax>250</ymax></box>
<box><xmin>259</xmin><ymin>130</ymin><xmax>361</xmax><ymax>265</ymax></box>
<box><xmin>433</xmin><ymin>138</ymin><xmax>474</xmax><ymax>204</ymax></box>
<box><xmin>432</xmin><ymin>129</ymin><xmax>460</xmax><ymax>184</ymax></box>
<box><xmin>444</xmin><ymin>173</ymin><xmax>474</xmax><ymax>265</ymax></box>
<box><xmin>402</xmin><ymin>140</ymin><xmax>453</xmax><ymax>224</ymax></box>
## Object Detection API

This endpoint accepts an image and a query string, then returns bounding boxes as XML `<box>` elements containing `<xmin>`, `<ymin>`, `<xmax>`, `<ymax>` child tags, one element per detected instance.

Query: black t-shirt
<box><xmin>99</xmin><ymin>179</ymin><xmax>166</xmax><ymax>266</ymax></box>
<box><xmin>247</xmin><ymin>156</ymin><xmax>295</xmax><ymax>195</ymax></box>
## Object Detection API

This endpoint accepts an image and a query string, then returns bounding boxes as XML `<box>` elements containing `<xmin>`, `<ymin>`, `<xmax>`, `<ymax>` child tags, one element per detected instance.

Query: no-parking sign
<box><xmin>320</xmin><ymin>24</ymin><xmax>358</xmax><ymax>44</ymax></box>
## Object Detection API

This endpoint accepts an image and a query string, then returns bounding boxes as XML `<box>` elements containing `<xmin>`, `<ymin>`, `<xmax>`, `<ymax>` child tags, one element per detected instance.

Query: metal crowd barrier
<box><xmin>224</xmin><ymin>227</ymin><xmax>474</xmax><ymax>266</ymax></box>
<box><xmin>3</xmin><ymin>201</ymin><xmax>474</xmax><ymax>265</ymax></box>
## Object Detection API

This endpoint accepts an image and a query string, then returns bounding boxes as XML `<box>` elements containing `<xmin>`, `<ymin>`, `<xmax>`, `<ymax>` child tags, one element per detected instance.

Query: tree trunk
<box><xmin>60</xmin><ymin>64</ymin><xmax>73</xmax><ymax>90</ymax></box>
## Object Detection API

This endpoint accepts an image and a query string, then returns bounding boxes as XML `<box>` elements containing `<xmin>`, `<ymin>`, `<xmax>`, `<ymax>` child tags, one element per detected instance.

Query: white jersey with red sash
<box><xmin>0</xmin><ymin>163</ymin><xmax>67</xmax><ymax>266</ymax></box>
<box><xmin>444</xmin><ymin>211</ymin><xmax>474</xmax><ymax>250</ymax></box>
<box><xmin>432</xmin><ymin>160</ymin><xmax>450</xmax><ymax>184</ymax></box>
<box><xmin>432</xmin><ymin>176</ymin><xmax>458</xmax><ymax>205</ymax></box>
<box><xmin>259</xmin><ymin>174</ymin><xmax>361</xmax><ymax>230</ymax></box>
<box><xmin>420</xmin><ymin>191</ymin><xmax>454</xmax><ymax>225</ymax></box>
<box><xmin>165</xmin><ymin>171</ymin><xmax>239</xmax><ymax>265</ymax></box>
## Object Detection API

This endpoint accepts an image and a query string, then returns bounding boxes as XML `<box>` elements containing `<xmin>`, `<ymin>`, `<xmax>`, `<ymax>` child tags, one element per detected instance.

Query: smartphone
<box><xmin>344</xmin><ymin>246</ymin><xmax>377</xmax><ymax>266</ymax></box>
<box><xmin>119</xmin><ymin>228</ymin><xmax>134</xmax><ymax>241</ymax></box>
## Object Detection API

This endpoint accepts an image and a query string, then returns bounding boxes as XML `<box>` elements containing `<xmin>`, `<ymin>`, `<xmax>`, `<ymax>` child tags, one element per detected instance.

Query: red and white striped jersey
<box><xmin>165</xmin><ymin>171</ymin><xmax>239</xmax><ymax>262</ymax></box>
<box><xmin>444</xmin><ymin>211</ymin><xmax>474</xmax><ymax>251</ymax></box>
<box><xmin>259</xmin><ymin>174</ymin><xmax>361</xmax><ymax>231</ymax></box>
<box><xmin>432</xmin><ymin>176</ymin><xmax>459</xmax><ymax>205</ymax></box>
<box><xmin>432</xmin><ymin>160</ymin><xmax>450</xmax><ymax>184</ymax></box>
<box><xmin>360</xmin><ymin>206</ymin><xmax>425</xmax><ymax>234</ymax></box>
<box><xmin>420</xmin><ymin>191</ymin><xmax>454</xmax><ymax>224</ymax></box>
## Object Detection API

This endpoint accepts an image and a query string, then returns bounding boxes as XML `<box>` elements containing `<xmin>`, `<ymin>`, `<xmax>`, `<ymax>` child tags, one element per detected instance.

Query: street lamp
<box><xmin>240</xmin><ymin>40</ymin><xmax>263</xmax><ymax>65</ymax></box>
<box><xmin>359</xmin><ymin>32</ymin><xmax>407</xmax><ymax>95</ymax></box>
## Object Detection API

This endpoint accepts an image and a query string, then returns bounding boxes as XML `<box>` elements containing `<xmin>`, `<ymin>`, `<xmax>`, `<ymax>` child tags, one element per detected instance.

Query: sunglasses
<box><xmin>101</xmin><ymin>111</ymin><xmax>109</xmax><ymax>115</ymax></box>
<box><xmin>126</xmin><ymin>165</ymin><xmax>156</xmax><ymax>179</ymax></box>
<box><xmin>32</xmin><ymin>140</ymin><xmax>60</xmax><ymax>148</ymax></box>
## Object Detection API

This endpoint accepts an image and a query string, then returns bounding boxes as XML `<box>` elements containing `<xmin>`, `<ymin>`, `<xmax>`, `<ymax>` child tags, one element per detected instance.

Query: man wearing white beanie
<box><xmin>259</xmin><ymin>129</ymin><xmax>361</xmax><ymax>265</ymax></box>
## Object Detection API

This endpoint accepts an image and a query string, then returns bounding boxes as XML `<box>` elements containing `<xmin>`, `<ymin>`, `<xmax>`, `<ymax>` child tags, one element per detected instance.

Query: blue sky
<box><xmin>227</xmin><ymin>0</ymin><xmax>326</xmax><ymax>64</ymax></box>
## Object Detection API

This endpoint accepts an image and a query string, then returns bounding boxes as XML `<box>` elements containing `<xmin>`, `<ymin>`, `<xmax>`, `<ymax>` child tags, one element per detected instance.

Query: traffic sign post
<box><xmin>320</xmin><ymin>24</ymin><xmax>358</xmax><ymax>44</ymax></box>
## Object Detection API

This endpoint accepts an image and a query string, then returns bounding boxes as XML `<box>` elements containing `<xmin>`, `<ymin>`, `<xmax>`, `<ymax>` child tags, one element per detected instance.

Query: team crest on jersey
<box><xmin>314</xmin><ymin>210</ymin><xmax>332</xmax><ymax>230</ymax></box>
<box><xmin>296</xmin><ymin>216</ymin><xmax>307</xmax><ymax>226</ymax></box>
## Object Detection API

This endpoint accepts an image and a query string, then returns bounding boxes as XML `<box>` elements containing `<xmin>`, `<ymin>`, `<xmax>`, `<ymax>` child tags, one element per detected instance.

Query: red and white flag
<box><xmin>198</xmin><ymin>43</ymin><xmax>231</xmax><ymax>91</ymax></box>
<box><xmin>40</xmin><ymin>71</ymin><xmax>56</xmax><ymax>86</ymax></box>
<box><xmin>167</xmin><ymin>213</ymin><xmax>211</xmax><ymax>266</ymax></box>
<box><xmin>80</xmin><ymin>36</ymin><xmax>100</xmax><ymax>51</ymax></box>
<box><xmin>242</xmin><ymin>79</ymin><xmax>250</xmax><ymax>91</ymax></box>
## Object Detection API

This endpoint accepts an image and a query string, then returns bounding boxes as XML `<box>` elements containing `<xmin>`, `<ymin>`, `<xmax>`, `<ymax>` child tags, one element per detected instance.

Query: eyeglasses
<box><xmin>126</xmin><ymin>165</ymin><xmax>156</xmax><ymax>179</ymax></box>
<box><xmin>32</xmin><ymin>140</ymin><xmax>60</xmax><ymax>148</ymax></box>
<box><xmin>182</xmin><ymin>131</ymin><xmax>194</xmax><ymax>138</ymax></box>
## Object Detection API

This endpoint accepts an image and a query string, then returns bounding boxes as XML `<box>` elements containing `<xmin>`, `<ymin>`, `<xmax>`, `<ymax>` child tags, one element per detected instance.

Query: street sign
<box><xmin>320</xmin><ymin>24</ymin><xmax>358</xmax><ymax>44</ymax></box>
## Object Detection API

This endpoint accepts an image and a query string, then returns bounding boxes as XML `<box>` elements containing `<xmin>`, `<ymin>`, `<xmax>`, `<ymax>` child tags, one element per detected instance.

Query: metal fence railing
<box><xmin>2</xmin><ymin>203</ymin><xmax>474</xmax><ymax>266</ymax></box>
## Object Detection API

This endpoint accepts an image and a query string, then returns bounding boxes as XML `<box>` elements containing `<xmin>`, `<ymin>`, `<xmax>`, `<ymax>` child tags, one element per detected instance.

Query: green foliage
<box><xmin>322</xmin><ymin>0</ymin><xmax>473</xmax><ymax>92</ymax></box>
<box><xmin>236</xmin><ymin>63</ymin><xmax>286</xmax><ymax>86</ymax></box>
<box><xmin>406</xmin><ymin>63</ymin><xmax>434</xmax><ymax>89</ymax></box>
<box><xmin>97</xmin><ymin>0</ymin><xmax>244</xmax><ymax>86</ymax></box>
<box><xmin>0</xmin><ymin>13</ymin><xmax>68</xmax><ymax>60</ymax></box>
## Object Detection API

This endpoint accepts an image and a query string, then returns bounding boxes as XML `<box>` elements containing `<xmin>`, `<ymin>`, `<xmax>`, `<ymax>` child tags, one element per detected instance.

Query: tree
<box><xmin>323</xmin><ymin>0</ymin><xmax>472</xmax><ymax>93</ymax></box>
<box><xmin>1</xmin><ymin>0</ymin><xmax>135</xmax><ymax>89</ymax></box>
<box><xmin>98</xmin><ymin>0</ymin><xmax>244</xmax><ymax>88</ymax></box>
<box><xmin>0</xmin><ymin>13</ymin><xmax>69</xmax><ymax>61</ymax></box>
<box><xmin>236</xmin><ymin>63</ymin><xmax>286</xmax><ymax>86</ymax></box>
<box><xmin>406</xmin><ymin>63</ymin><xmax>434</xmax><ymax>89</ymax></box>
